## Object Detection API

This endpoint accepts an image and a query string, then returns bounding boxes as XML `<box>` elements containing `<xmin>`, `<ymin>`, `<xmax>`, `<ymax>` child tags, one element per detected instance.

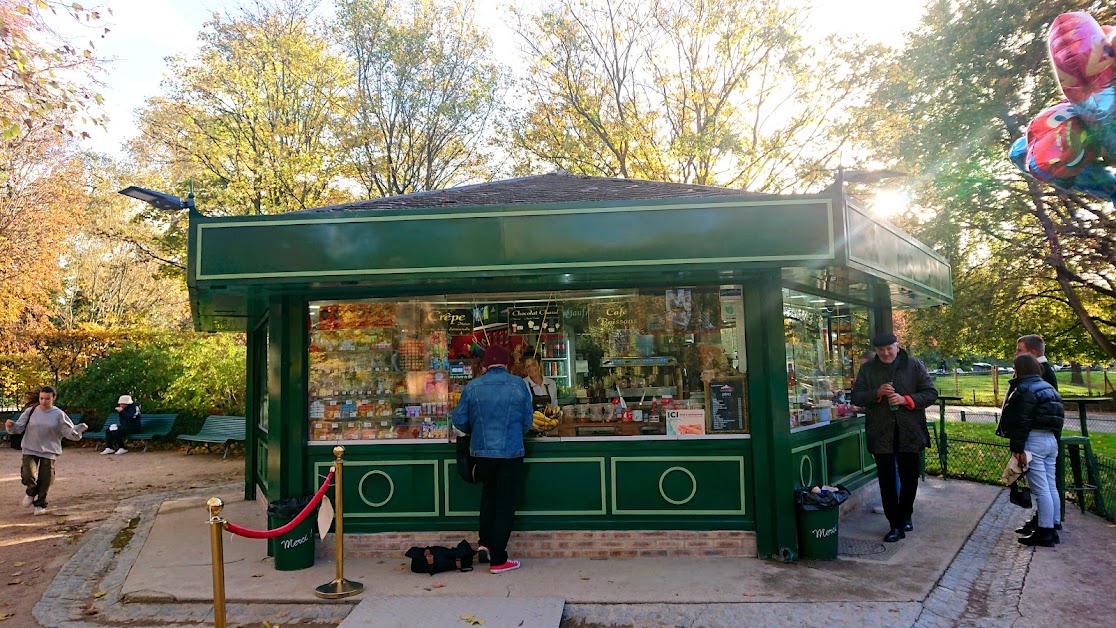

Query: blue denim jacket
<box><xmin>451</xmin><ymin>366</ymin><xmax>533</xmax><ymax>458</ymax></box>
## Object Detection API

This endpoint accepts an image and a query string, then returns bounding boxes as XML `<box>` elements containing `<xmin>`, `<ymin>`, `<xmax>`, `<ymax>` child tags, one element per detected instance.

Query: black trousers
<box><xmin>106</xmin><ymin>425</ymin><xmax>138</xmax><ymax>450</ymax></box>
<box><xmin>474</xmin><ymin>457</ymin><xmax>524</xmax><ymax>566</ymax></box>
<box><xmin>874</xmin><ymin>452</ymin><xmax>921</xmax><ymax>529</ymax></box>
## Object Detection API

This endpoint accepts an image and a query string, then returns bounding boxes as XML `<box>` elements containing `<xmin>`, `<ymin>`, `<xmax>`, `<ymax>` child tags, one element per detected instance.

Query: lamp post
<box><xmin>118</xmin><ymin>185</ymin><xmax>196</xmax><ymax>212</ymax></box>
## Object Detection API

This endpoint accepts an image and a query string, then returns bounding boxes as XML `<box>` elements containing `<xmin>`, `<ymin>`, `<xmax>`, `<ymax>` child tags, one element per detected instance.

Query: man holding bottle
<box><xmin>851</xmin><ymin>333</ymin><xmax>938</xmax><ymax>543</ymax></box>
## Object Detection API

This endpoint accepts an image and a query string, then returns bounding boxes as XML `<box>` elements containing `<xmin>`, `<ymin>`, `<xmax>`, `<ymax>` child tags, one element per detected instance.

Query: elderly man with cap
<box><xmin>851</xmin><ymin>332</ymin><xmax>938</xmax><ymax>542</ymax></box>
<box><xmin>451</xmin><ymin>344</ymin><xmax>534</xmax><ymax>574</ymax></box>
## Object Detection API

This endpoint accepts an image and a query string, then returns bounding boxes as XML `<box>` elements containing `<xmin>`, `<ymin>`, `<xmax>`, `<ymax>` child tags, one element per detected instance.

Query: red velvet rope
<box><xmin>225</xmin><ymin>468</ymin><xmax>335</xmax><ymax>539</ymax></box>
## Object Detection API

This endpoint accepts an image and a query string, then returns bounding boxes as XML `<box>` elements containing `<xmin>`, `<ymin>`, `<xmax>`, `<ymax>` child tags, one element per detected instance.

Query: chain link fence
<box><xmin>924</xmin><ymin>410</ymin><xmax>1115</xmax><ymax>521</ymax></box>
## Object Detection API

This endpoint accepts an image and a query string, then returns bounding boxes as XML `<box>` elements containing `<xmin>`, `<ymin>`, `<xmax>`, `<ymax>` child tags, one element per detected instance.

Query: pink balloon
<box><xmin>1048</xmin><ymin>12</ymin><xmax>1116</xmax><ymax>106</ymax></box>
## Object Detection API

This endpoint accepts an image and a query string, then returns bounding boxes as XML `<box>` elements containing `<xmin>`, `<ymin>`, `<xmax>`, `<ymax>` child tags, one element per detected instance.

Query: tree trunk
<box><xmin>1070</xmin><ymin>362</ymin><xmax>1084</xmax><ymax>385</ymax></box>
<box><xmin>1029</xmin><ymin>186</ymin><xmax>1116</xmax><ymax>361</ymax></box>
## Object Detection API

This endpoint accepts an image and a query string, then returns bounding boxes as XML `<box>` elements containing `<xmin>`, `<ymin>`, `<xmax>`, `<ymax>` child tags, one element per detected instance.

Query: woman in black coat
<box><xmin>998</xmin><ymin>353</ymin><xmax>1064</xmax><ymax>547</ymax></box>
<box><xmin>103</xmin><ymin>395</ymin><xmax>142</xmax><ymax>455</ymax></box>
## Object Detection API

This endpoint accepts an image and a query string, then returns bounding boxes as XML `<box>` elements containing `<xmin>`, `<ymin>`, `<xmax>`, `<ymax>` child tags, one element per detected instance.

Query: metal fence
<box><xmin>925</xmin><ymin>423</ymin><xmax>1115</xmax><ymax>521</ymax></box>
<box><xmin>941</xmin><ymin>407</ymin><xmax>1116</xmax><ymax>434</ymax></box>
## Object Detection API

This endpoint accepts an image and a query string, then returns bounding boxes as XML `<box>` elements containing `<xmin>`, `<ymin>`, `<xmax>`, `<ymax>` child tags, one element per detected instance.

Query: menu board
<box><xmin>508</xmin><ymin>305</ymin><xmax>561</xmax><ymax>334</ymax></box>
<box><xmin>707</xmin><ymin>376</ymin><xmax>748</xmax><ymax>433</ymax></box>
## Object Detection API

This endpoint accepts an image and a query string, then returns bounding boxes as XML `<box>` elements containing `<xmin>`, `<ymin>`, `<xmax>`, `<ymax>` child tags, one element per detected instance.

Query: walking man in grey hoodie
<box><xmin>5</xmin><ymin>386</ymin><xmax>88</xmax><ymax>515</ymax></box>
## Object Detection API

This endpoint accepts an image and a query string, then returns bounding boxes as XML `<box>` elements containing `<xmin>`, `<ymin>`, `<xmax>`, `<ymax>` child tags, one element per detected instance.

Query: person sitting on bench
<box><xmin>103</xmin><ymin>395</ymin><xmax>142</xmax><ymax>455</ymax></box>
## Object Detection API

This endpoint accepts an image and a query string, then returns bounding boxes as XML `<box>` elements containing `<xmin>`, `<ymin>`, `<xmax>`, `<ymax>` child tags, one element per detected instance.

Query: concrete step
<box><xmin>339</xmin><ymin>595</ymin><xmax>565</xmax><ymax>628</ymax></box>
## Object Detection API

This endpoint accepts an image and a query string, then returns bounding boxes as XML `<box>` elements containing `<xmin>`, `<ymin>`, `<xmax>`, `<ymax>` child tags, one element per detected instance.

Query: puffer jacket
<box><xmin>850</xmin><ymin>348</ymin><xmax>938</xmax><ymax>454</ymax></box>
<box><xmin>451</xmin><ymin>366</ymin><xmax>533</xmax><ymax>459</ymax></box>
<box><xmin>997</xmin><ymin>374</ymin><xmax>1065</xmax><ymax>454</ymax></box>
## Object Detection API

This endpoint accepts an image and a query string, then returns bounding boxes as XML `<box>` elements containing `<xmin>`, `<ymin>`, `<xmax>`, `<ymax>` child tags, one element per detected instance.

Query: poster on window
<box><xmin>665</xmin><ymin>289</ymin><xmax>692</xmax><ymax>331</ymax></box>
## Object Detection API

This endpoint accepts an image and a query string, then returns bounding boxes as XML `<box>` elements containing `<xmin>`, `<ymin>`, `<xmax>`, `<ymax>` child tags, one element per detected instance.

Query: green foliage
<box><xmin>857</xmin><ymin>0</ymin><xmax>1116</xmax><ymax>361</ymax></box>
<box><xmin>336</xmin><ymin>0</ymin><xmax>507</xmax><ymax>196</ymax></box>
<box><xmin>507</xmin><ymin>0</ymin><xmax>888</xmax><ymax>192</ymax></box>
<box><xmin>55</xmin><ymin>334</ymin><xmax>245</xmax><ymax>433</ymax></box>
<box><xmin>132</xmin><ymin>1</ymin><xmax>355</xmax><ymax>216</ymax></box>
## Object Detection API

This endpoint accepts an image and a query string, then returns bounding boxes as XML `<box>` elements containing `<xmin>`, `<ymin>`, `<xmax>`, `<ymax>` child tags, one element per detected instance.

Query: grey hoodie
<box><xmin>7</xmin><ymin>406</ymin><xmax>85</xmax><ymax>460</ymax></box>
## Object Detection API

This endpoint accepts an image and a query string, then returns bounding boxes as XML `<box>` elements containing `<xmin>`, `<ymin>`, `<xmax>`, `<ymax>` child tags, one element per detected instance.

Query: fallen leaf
<box><xmin>81</xmin><ymin>605</ymin><xmax>98</xmax><ymax>616</ymax></box>
<box><xmin>741</xmin><ymin>592</ymin><xmax>754</xmax><ymax>597</ymax></box>
<box><xmin>252</xmin><ymin>573</ymin><xmax>264</xmax><ymax>578</ymax></box>
<box><xmin>460</xmin><ymin>614</ymin><xmax>485</xmax><ymax>625</ymax></box>
<box><xmin>432</xmin><ymin>582</ymin><xmax>445</xmax><ymax>588</ymax></box>
<box><xmin>579</xmin><ymin>577</ymin><xmax>590</xmax><ymax>581</ymax></box>
<box><xmin>275</xmin><ymin>610</ymin><xmax>288</xmax><ymax>617</ymax></box>
<box><xmin>11</xmin><ymin>563</ymin><xmax>22</xmax><ymax>568</ymax></box>
<box><xmin>93</xmin><ymin>591</ymin><xmax>106</xmax><ymax>598</ymax></box>
<box><xmin>8</xmin><ymin>572</ymin><xmax>21</xmax><ymax>578</ymax></box>
<box><xmin>7</xmin><ymin>580</ymin><xmax>21</xmax><ymax>586</ymax></box>
<box><xmin>0</xmin><ymin>612</ymin><xmax>13</xmax><ymax>621</ymax></box>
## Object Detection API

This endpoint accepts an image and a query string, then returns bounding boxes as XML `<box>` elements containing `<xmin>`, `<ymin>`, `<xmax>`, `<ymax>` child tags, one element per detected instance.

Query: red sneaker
<box><xmin>489</xmin><ymin>559</ymin><xmax>521</xmax><ymax>574</ymax></box>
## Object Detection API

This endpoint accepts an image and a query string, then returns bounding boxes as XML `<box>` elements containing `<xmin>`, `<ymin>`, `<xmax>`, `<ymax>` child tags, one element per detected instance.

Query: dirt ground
<box><xmin>0</xmin><ymin>440</ymin><xmax>244</xmax><ymax>626</ymax></box>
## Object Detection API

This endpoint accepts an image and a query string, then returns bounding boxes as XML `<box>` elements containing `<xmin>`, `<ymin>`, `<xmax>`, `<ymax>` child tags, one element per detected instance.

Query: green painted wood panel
<box><xmin>611</xmin><ymin>457</ymin><xmax>745</xmax><ymax>515</ymax></box>
<box><xmin>314</xmin><ymin>460</ymin><xmax>439</xmax><ymax>519</ymax></box>
<box><xmin>195</xmin><ymin>199</ymin><xmax>834</xmax><ymax>281</ymax></box>
<box><xmin>825</xmin><ymin>431</ymin><xmax>865</xmax><ymax>486</ymax></box>
<box><xmin>445</xmin><ymin>458</ymin><xmax>607</xmax><ymax>517</ymax></box>
<box><xmin>845</xmin><ymin>203</ymin><xmax>951</xmax><ymax>301</ymax></box>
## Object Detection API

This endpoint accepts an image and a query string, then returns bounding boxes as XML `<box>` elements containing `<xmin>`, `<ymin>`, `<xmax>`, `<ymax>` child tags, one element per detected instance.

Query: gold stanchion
<box><xmin>315</xmin><ymin>445</ymin><xmax>364</xmax><ymax>598</ymax></box>
<box><xmin>207</xmin><ymin>497</ymin><xmax>228</xmax><ymax>628</ymax></box>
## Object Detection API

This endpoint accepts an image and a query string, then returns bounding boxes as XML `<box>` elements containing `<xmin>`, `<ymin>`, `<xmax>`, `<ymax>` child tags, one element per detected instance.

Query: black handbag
<box><xmin>1009</xmin><ymin>480</ymin><xmax>1032</xmax><ymax>509</ymax></box>
<box><xmin>404</xmin><ymin>539</ymin><xmax>475</xmax><ymax>575</ymax></box>
<box><xmin>456</xmin><ymin>434</ymin><xmax>478</xmax><ymax>484</ymax></box>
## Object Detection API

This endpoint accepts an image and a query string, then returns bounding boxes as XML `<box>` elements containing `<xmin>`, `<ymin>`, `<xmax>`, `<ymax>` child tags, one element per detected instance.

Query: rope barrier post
<box><xmin>207</xmin><ymin>497</ymin><xmax>228</xmax><ymax>628</ymax></box>
<box><xmin>315</xmin><ymin>446</ymin><xmax>364</xmax><ymax>599</ymax></box>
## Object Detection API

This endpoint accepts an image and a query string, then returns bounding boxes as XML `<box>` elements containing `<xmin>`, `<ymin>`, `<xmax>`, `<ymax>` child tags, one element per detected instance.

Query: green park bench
<box><xmin>178</xmin><ymin>415</ymin><xmax>246</xmax><ymax>459</ymax></box>
<box><xmin>84</xmin><ymin>413</ymin><xmax>178</xmax><ymax>452</ymax></box>
<box><xmin>2</xmin><ymin>411</ymin><xmax>83</xmax><ymax>444</ymax></box>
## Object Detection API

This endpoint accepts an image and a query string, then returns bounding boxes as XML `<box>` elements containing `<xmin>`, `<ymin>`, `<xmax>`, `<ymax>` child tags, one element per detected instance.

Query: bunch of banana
<box><xmin>532</xmin><ymin>410</ymin><xmax>559</xmax><ymax>431</ymax></box>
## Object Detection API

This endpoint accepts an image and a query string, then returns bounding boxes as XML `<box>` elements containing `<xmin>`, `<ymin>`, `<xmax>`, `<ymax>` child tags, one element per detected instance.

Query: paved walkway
<box><xmin>33</xmin><ymin>477</ymin><xmax>1116</xmax><ymax>627</ymax></box>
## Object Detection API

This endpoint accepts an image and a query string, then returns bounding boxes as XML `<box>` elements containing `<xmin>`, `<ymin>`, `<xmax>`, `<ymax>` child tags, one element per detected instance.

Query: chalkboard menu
<box><xmin>706</xmin><ymin>376</ymin><xmax>748</xmax><ymax>433</ymax></box>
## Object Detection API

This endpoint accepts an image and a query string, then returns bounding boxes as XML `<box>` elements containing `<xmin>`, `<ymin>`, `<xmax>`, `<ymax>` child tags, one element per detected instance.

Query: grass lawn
<box><xmin>942</xmin><ymin>420</ymin><xmax>1116</xmax><ymax>460</ymax></box>
<box><xmin>932</xmin><ymin>371</ymin><xmax>1114</xmax><ymax>406</ymax></box>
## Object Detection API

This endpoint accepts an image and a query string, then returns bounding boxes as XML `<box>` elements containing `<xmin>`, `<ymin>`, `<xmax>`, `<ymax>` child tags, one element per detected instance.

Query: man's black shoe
<box><xmin>884</xmin><ymin>528</ymin><xmax>905</xmax><ymax>542</ymax></box>
<box><xmin>1016</xmin><ymin>514</ymin><xmax>1037</xmax><ymax>535</ymax></box>
<box><xmin>903</xmin><ymin>519</ymin><xmax>913</xmax><ymax>532</ymax></box>
<box><xmin>1018</xmin><ymin>527</ymin><xmax>1056</xmax><ymax>547</ymax></box>
<box><xmin>1054</xmin><ymin>522</ymin><xmax>1063</xmax><ymax>531</ymax></box>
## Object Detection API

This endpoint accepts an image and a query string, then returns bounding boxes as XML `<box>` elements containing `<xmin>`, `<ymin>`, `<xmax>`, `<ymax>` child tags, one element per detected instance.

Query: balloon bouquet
<box><xmin>1010</xmin><ymin>11</ymin><xmax>1116</xmax><ymax>204</ymax></box>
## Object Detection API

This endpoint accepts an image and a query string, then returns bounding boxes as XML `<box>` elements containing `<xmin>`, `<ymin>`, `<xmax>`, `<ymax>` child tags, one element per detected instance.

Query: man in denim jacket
<box><xmin>451</xmin><ymin>344</ymin><xmax>533</xmax><ymax>573</ymax></box>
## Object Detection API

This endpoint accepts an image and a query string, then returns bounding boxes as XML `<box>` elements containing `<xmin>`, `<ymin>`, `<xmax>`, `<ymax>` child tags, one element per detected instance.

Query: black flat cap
<box><xmin>872</xmin><ymin>332</ymin><xmax>898</xmax><ymax>347</ymax></box>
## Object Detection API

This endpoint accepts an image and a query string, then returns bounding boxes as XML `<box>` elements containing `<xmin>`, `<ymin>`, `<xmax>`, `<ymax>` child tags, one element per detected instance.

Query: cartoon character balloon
<box><xmin>1012</xmin><ymin>12</ymin><xmax>1116</xmax><ymax>204</ymax></box>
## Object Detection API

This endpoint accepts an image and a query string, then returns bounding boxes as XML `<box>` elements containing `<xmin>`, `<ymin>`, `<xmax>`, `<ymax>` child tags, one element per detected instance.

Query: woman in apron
<box><xmin>521</xmin><ymin>351</ymin><xmax>557</xmax><ymax>411</ymax></box>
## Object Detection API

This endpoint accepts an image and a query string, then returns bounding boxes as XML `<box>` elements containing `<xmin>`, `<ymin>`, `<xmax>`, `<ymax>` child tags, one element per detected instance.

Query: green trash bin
<box><xmin>267</xmin><ymin>497</ymin><xmax>317</xmax><ymax>571</ymax></box>
<box><xmin>795</xmin><ymin>486</ymin><xmax>849</xmax><ymax>560</ymax></box>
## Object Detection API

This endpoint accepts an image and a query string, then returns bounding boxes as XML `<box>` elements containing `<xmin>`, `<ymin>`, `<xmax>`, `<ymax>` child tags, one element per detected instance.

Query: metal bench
<box><xmin>2</xmin><ymin>411</ymin><xmax>83</xmax><ymax>445</ymax></box>
<box><xmin>84</xmin><ymin>413</ymin><xmax>178</xmax><ymax>452</ymax></box>
<box><xmin>178</xmin><ymin>415</ymin><xmax>246</xmax><ymax>459</ymax></box>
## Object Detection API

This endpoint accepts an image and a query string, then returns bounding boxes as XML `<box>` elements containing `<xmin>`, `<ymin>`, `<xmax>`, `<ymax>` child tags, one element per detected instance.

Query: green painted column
<box><xmin>745</xmin><ymin>272</ymin><xmax>798</xmax><ymax>561</ymax></box>
<box><xmin>266</xmin><ymin>296</ymin><xmax>309</xmax><ymax>500</ymax></box>
<box><xmin>244</xmin><ymin>320</ymin><xmax>259</xmax><ymax>501</ymax></box>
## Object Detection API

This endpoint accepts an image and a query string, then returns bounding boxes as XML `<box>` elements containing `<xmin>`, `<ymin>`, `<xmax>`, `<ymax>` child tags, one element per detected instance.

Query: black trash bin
<box><xmin>266</xmin><ymin>497</ymin><xmax>317</xmax><ymax>571</ymax></box>
<box><xmin>794</xmin><ymin>485</ymin><xmax>850</xmax><ymax>560</ymax></box>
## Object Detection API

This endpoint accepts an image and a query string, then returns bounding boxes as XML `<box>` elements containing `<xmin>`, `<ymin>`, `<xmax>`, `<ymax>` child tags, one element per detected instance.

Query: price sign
<box><xmin>707</xmin><ymin>376</ymin><xmax>748</xmax><ymax>433</ymax></box>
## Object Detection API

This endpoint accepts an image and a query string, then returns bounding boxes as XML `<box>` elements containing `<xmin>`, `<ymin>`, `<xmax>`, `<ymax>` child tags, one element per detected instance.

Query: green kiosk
<box><xmin>186</xmin><ymin>172</ymin><xmax>951</xmax><ymax>561</ymax></box>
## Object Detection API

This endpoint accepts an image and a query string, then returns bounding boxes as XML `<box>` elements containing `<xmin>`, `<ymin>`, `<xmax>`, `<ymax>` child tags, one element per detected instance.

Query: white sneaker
<box><xmin>115</xmin><ymin>448</ymin><xmax>128</xmax><ymax>455</ymax></box>
<box><xmin>101</xmin><ymin>447</ymin><xmax>115</xmax><ymax>455</ymax></box>
<box><xmin>21</xmin><ymin>494</ymin><xmax>34</xmax><ymax>508</ymax></box>
<box><xmin>33</xmin><ymin>506</ymin><xmax>47</xmax><ymax>516</ymax></box>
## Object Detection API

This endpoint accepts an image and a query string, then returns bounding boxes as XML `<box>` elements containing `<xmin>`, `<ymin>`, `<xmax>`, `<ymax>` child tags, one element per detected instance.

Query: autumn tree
<box><xmin>857</xmin><ymin>0</ymin><xmax>1116</xmax><ymax>362</ymax></box>
<box><xmin>336</xmin><ymin>0</ymin><xmax>508</xmax><ymax>196</ymax></box>
<box><xmin>0</xmin><ymin>124</ymin><xmax>83</xmax><ymax>325</ymax></box>
<box><xmin>507</xmin><ymin>0</ymin><xmax>885</xmax><ymax>192</ymax></box>
<box><xmin>0</xmin><ymin>0</ymin><xmax>105</xmax><ymax>138</ymax></box>
<box><xmin>133</xmin><ymin>0</ymin><xmax>354</xmax><ymax>215</ymax></box>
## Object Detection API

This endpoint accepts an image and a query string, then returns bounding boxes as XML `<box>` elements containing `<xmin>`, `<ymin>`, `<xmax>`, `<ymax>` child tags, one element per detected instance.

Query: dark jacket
<box><xmin>451</xmin><ymin>366</ymin><xmax>533</xmax><ymax>458</ymax></box>
<box><xmin>851</xmin><ymin>348</ymin><xmax>939</xmax><ymax>454</ymax></box>
<box><xmin>997</xmin><ymin>374</ymin><xmax>1065</xmax><ymax>454</ymax></box>
<box><xmin>1041</xmin><ymin>361</ymin><xmax>1058</xmax><ymax>390</ymax></box>
<box><xmin>119</xmin><ymin>403</ymin><xmax>142</xmax><ymax>432</ymax></box>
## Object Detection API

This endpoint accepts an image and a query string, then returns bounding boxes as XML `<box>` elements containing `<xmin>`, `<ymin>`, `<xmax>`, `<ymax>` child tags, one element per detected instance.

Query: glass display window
<box><xmin>306</xmin><ymin>286</ymin><xmax>749</xmax><ymax>443</ymax></box>
<box><xmin>783</xmin><ymin>288</ymin><xmax>869</xmax><ymax>429</ymax></box>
